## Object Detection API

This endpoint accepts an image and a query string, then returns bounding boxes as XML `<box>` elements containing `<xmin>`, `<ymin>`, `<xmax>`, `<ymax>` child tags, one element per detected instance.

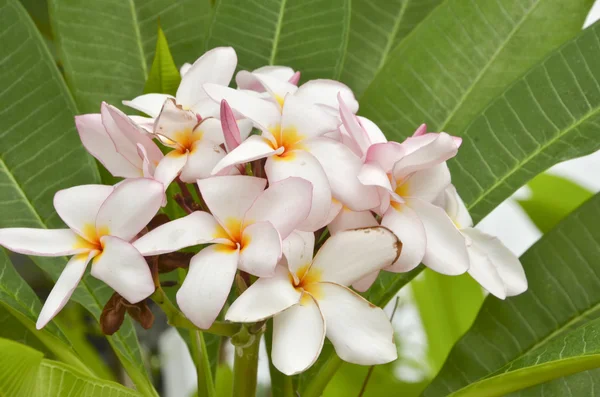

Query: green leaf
<box><xmin>424</xmin><ymin>193</ymin><xmax>600</xmax><ymax>395</ymax></box>
<box><xmin>448</xmin><ymin>317</ymin><xmax>600</xmax><ymax>397</ymax></box>
<box><xmin>214</xmin><ymin>364</ymin><xmax>233</xmax><ymax>397</ymax></box>
<box><xmin>506</xmin><ymin>368</ymin><xmax>600</xmax><ymax>396</ymax></box>
<box><xmin>0</xmin><ymin>338</ymin><xmax>43</xmax><ymax>397</ymax></box>
<box><xmin>206</xmin><ymin>0</ymin><xmax>351</xmax><ymax>81</ymax></box>
<box><xmin>360</xmin><ymin>0</ymin><xmax>593</xmax><ymax>137</ymax></box>
<box><xmin>517</xmin><ymin>173</ymin><xmax>593</xmax><ymax>233</ymax></box>
<box><xmin>0</xmin><ymin>1</ymin><xmax>155</xmax><ymax>394</ymax></box>
<box><xmin>340</xmin><ymin>0</ymin><xmax>443</xmax><ymax>97</ymax></box>
<box><xmin>144</xmin><ymin>23</ymin><xmax>181</xmax><ymax>97</ymax></box>
<box><xmin>49</xmin><ymin>0</ymin><xmax>211</xmax><ymax>113</ymax></box>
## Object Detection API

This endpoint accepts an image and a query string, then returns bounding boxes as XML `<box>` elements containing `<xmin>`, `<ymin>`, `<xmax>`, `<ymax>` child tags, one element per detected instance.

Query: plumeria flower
<box><xmin>439</xmin><ymin>185</ymin><xmax>528</xmax><ymax>298</ymax></box>
<box><xmin>132</xmin><ymin>175</ymin><xmax>312</xmax><ymax>328</ymax></box>
<box><xmin>124</xmin><ymin>47</ymin><xmax>237</xmax><ymax>118</ymax></box>
<box><xmin>236</xmin><ymin>65</ymin><xmax>301</xmax><ymax>93</ymax></box>
<box><xmin>226</xmin><ymin>227</ymin><xmax>401</xmax><ymax>375</ymax></box>
<box><xmin>0</xmin><ymin>179</ymin><xmax>163</xmax><ymax>329</ymax></box>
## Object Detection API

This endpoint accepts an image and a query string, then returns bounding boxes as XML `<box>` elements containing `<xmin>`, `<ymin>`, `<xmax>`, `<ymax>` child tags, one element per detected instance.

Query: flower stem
<box><xmin>302</xmin><ymin>354</ymin><xmax>343</xmax><ymax>397</ymax></box>
<box><xmin>232</xmin><ymin>331</ymin><xmax>261</xmax><ymax>397</ymax></box>
<box><xmin>190</xmin><ymin>329</ymin><xmax>215</xmax><ymax>397</ymax></box>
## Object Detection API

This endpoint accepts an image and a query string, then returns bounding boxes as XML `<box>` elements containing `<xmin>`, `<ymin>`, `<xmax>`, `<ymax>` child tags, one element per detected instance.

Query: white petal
<box><xmin>226</xmin><ymin>265</ymin><xmax>300</xmax><ymax>322</ymax></box>
<box><xmin>265</xmin><ymin>150</ymin><xmax>331</xmax><ymax>232</ymax></box>
<box><xmin>308</xmin><ymin>227</ymin><xmax>400</xmax><ymax>286</ymax></box>
<box><xmin>352</xmin><ymin>270</ymin><xmax>380</xmax><ymax>293</ymax></box>
<box><xmin>238</xmin><ymin>221</ymin><xmax>281</xmax><ymax>277</ymax></box>
<box><xmin>236</xmin><ymin>71</ymin><xmax>297</xmax><ymax>105</ymax></box>
<box><xmin>0</xmin><ymin>228</ymin><xmax>91</xmax><ymax>257</ymax></box>
<box><xmin>381</xmin><ymin>204</ymin><xmax>426</xmax><ymax>272</ymax></box>
<box><xmin>393</xmin><ymin>132</ymin><xmax>458</xmax><ymax>179</ymax></box>
<box><xmin>176</xmin><ymin>47</ymin><xmax>237</xmax><ymax>108</ymax></box>
<box><xmin>123</xmin><ymin>93</ymin><xmax>172</xmax><ymax>118</ymax></box>
<box><xmin>295</xmin><ymin>79</ymin><xmax>358</xmax><ymax>113</ymax></box>
<box><xmin>177</xmin><ymin>244</ymin><xmax>239</xmax><ymax>328</ymax></box>
<box><xmin>236</xmin><ymin>66</ymin><xmax>296</xmax><ymax>91</ymax></box>
<box><xmin>91</xmin><ymin>236</ymin><xmax>154</xmax><ymax>303</ymax></box>
<box><xmin>179</xmin><ymin>140</ymin><xmax>226</xmax><ymax>182</ymax></box>
<box><xmin>153</xmin><ymin>151</ymin><xmax>188</xmax><ymax>187</ymax></box>
<box><xmin>358</xmin><ymin>116</ymin><xmax>387</xmax><ymax>145</ymax></box>
<box><xmin>96</xmin><ymin>178</ymin><xmax>164</xmax><ymax>241</ymax></box>
<box><xmin>357</xmin><ymin>162</ymin><xmax>394</xmax><ymax>193</ymax></box>
<box><xmin>53</xmin><ymin>184</ymin><xmax>113</xmax><ymax>241</ymax></box>
<box><xmin>212</xmin><ymin>135</ymin><xmax>281</xmax><ymax>175</ymax></box>
<box><xmin>154</xmin><ymin>98</ymin><xmax>199</xmax><ymax>144</ymax></box>
<box><xmin>280</xmin><ymin>95</ymin><xmax>339</xmax><ymax>141</ymax></box>
<box><xmin>133</xmin><ymin>211</ymin><xmax>228</xmax><ymax>256</ymax></box>
<box><xmin>317</xmin><ymin>282</ymin><xmax>397</xmax><ymax>365</ymax></box>
<box><xmin>180</xmin><ymin>62</ymin><xmax>192</xmax><ymax>77</ymax></box>
<box><xmin>465</xmin><ymin>237</ymin><xmax>506</xmax><ymax>299</ymax></box>
<box><xmin>409</xmin><ymin>198</ymin><xmax>469</xmax><ymax>275</ymax></box>
<box><xmin>400</xmin><ymin>163</ymin><xmax>451</xmax><ymax>203</ymax></box>
<box><xmin>36</xmin><ymin>252</ymin><xmax>94</xmax><ymax>329</ymax></box>
<box><xmin>328</xmin><ymin>208</ymin><xmax>378</xmax><ymax>235</ymax></box>
<box><xmin>324</xmin><ymin>198</ymin><xmax>344</xmax><ymax>226</ymax></box>
<box><xmin>272</xmin><ymin>294</ymin><xmax>325</xmax><ymax>375</ymax></box>
<box><xmin>441</xmin><ymin>185</ymin><xmax>473</xmax><ymax>229</ymax></box>
<box><xmin>338</xmin><ymin>94</ymin><xmax>369</xmax><ymax>155</ymax></box>
<box><xmin>364</xmin><ymin>142</ymin><xmax>404</xmax><ymax>172</ymax></box>
<box><xmin>283</xmin><ymin>231</ymin><xmax>315</xmax><ymax>279</ymax></box>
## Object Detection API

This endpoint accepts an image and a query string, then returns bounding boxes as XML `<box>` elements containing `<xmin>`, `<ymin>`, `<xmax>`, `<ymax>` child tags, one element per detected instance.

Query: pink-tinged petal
<box><xmin>339</xmin><ymin>94</ymin><xmax>369</xmax><ymax>155</ymax></box>
<box><xmin>409</xmin><ymin>198</ymin><xmax>469</xmax><ymax>275</ymax></box>
<box><xmin>412</xmin><ymin>123</ymin><xmax>427</xmax><ymax>137</ymax></box>
<box><xmin>176</xmin><ymin>47</ymin><xmax>237</xmax><ymax>108</ymax></box>
<box><xmin>54</xmin><ymin>184</ymin><xmax>113</xmax><ymax>241</ymax></box>
<box><xmin>36</xmin><ymin>252</ymin><xmax>95</xmax><ymax>329</ymax></box>
<box><xmin>197</xmin><ymin>175</ymin><xmax>266</xmax><ymax>237</ymax></box>
<box><xmin>236</xmin><ymin>66</ymin><xmax>296</xmax><ymax>91</ymax></box>
<box><xmin>400</xmin><ymin>163</ymin><xmax>451</xmax><ymax>203</ymax></box>
<box><xmin>272</xmin><ymin>294</ymin><xmax>325</xmax><ymax>375</ymax></box>
<box><xmin>328</xmin><ymin>208</ymin><xmax>378</xmax><ymax>235</ymax></box>
<box><xmin>352</xmin><ymin>270</ymin><xmax>379</xmax><ymax>292</ymax></box>
<box><xmin>221</xmin><ymin>100</ymin><xmax>241</xmax><ymax>151</ymax></box>
<box><xmin>357</xmin><ymin>163</ymin><xmax>394</xmax><ymax>193</ymax></box>
<box><xmin>179</xmin><ymin>140</ymin><xmax>226</xmax><ymax>182</ymax></box>
<box><xmin>239</xmin><ymin>221</ymin><xmax>281</xmax><ymax>277</ymax></box>
<box><xmin>128</xmin><ymin>116</ymin><xmax>155</xmax><ymax>134</ymax></box>
<box><xmin>236</xmin><ymin>71</ymin><xmax>297</xmax><ymax>106</ymax></box>
<box><xmin>76</xmin><ymin>114</ymin><xmax>141</xmax><ymax>178</ymax></box>
<box><xmin>102</xmin><ymin>103</ymin><xmax>163</xmax><ymax>166</ymax></box>
<box><xmin>338</xmin><ymin>124</ymin><xmax>363</xmax><ymax>157</ymax></box>
<box><xmin>203</xmin><ymin>84</ymin><xmax>281</xmax><ymax>131</ymax></box>
<box><xmin>265</xmin><ymin>150</ymin><xmax>331</xmax><ymax>232</ymax></box>
<box><xmin>96</xmin><ymin>178</ymin><xmax>164</xmax><ymax>241</ymax></box>
<box><xmin>123</xmin><ymin>93</ymin><xmax>172</xmax><ymax>118</ymax></box>
<box><xmin>283</xmin><ymin>231</ymin><xmax>315</xmax><ymax>280</ymax></box>
<box><xmin>153</xmin><ymin>151</ymin><xmax>188</xmax><ymax>187</ymax></box>
<box><xmin>381</xmin><ymin>204</ymin><xmax>426</xmax><ymax>272</ymax></box>
<box><xmin>463</xmin><ymin>228</ymin><xmax>527</xmax><ymax>296</ymax></box>
<box><xmin>358</xmin><ymin>116</ymin><xmax>387</xmax><ymax>144</ymax></box>
<box><xmin>308</xmin><ymin>227</ymin><xmax>400</xmax><ymax>286</ymax></box>
<box><xmin>177</xmin><ymin>244</ymin><xmax>239</xmax><ymax>328</ymax></box>
<box><xmin>91</xmin><ymin>236</ymin><xmax>154</xmax><ymax>303</ymax></box>
<box><xmin>288</xmin><ymin>71</ymin><xmax>301</xmax><ymax>85</ymax></box>
<box><xmin>464</xmin><ymin>235</ymin><xmax>506</xmax><ymax>299</ymax></box>
<box><xmin>133</xmin><ymin>211</ymin><xmax>228</xmax><ymax>256</ymax></box>
<box><xmin>304</xmin><ymin>137</ymin><xmax>379</xmax><ymax>211</ymax></box>
<box><xmin>440</xmin><ymin>185</ymin><xmax>473</xmax><ymax>229</ymax></box>
<box><xmin>393</xmin><ymin>132</ymin><xmax>458</xmax><ymax>179</ymax></box>
<box><xmin>244</xmin><ymin>177</ymin><xmax>312</xmax><ymax>240</ymax></box>
<box><xmin>316</xmin><ymin>282</ymin><xmax>397</xmax><ymax>365</ymax></box>
<box><xmin>364</xmin><ymin>142</ymin><xmax>404</xmax><ymax>172</ymax></box>
<box><xmin>212</xmin><ymin>135</ymin><xmax>282</xmax><ymax>175</ymax></box>
<box><xmin>179</xmin><ymin>62</ymin><xmax>192</xmax><ymax>77</ymax></box>
<box><xmin>0</xmin><ymin>228</ymin><xmax>91</xmax><ymax>257</ymax></box>
<box><xmin>154</xmin><ymin>98</ymin><xmax>199</xmax><ymax>145</ymax></box>
<box><xmin>324</xmin><ymin>198</ymin><xmax>343</xmax><ymax>226</ymax></box>
<box><xmin>295</xmin><ymin>79</ymin><xmax>358</xmax><ymax>113</ymax></box>
<box><xmin>226</xmin><ymin>265</ymin><xmax>300</xmax><ymax>322</ymax></box>
<box><xmin>137</xmin><ymin>144</ymin><xmax>156</xmax><ymax>178</ymax></box>
<box><xmin>280</xmin><ymin>95</ymin><xmax>339</xmax><ymax>140</ymax></box>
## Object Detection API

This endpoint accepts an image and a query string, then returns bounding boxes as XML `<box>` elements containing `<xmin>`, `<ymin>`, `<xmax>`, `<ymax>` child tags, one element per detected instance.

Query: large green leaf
<box><xmin>206</xmin><ymin>0</ymin><xmax>350</xmax><ymax>81</ymax></box>
<box><xmin>340</xmin><ymin>0</ymin><xmax>443</xmax><ymax>97</ymax></box>
<box><xmin>49</xmin><ymin>0</ymin><xmax>211</xmax><ymax>113</ymax></box>
<box><xmin>360</xmin><ymin>0</ymin><xmax>593</xmax><ymax>138</ymax></box>
<box><xmin>0</xmin><ymin>1</ymin><xmax>155</xmax><ymax>395</ymax></box>
<box><xmin>424</xmin><ymin>193</ymin><xmax>600</xmax><ymax>395</ymax></box>
<box><xmin>506</xmin><ymin>368</ymin><xmax>600</xmax><ymax>396</ymax></box>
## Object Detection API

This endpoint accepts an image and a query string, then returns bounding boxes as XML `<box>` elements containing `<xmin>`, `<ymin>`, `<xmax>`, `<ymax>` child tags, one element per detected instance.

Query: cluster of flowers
<box><xmin>0</xmin><ymin>47</ymin><xmax>527</xmax><ymax>375</ymax></box>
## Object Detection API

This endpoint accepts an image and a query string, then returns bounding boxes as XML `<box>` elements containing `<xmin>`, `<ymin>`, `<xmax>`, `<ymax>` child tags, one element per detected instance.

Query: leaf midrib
<box><xmin>128</xmin><ymin>0</ymin><xmax>148</xmax><ymax>79</ymax></box>
<box><xmin>375</xmin><ymin>0</ymin><xmax>410</xmax><ymax>72</ymax></box>
<box><xmin>269</xmin><ymin>0</ymin><xmax>287</xmax><ymax>65</ymax></box>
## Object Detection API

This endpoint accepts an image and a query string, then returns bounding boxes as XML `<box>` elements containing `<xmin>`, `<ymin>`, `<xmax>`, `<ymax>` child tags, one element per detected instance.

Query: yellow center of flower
<box><xmin>73</xmin><ymin>224</ymin><xmax>110</xmax><ymax>251</ymax></box>
<box><xmin>267</xmin><ymin>124</ymin><xmax>305</xmax><ymax>161</ymax></box>
<box><xmin>212</xmin><ymin>218</ymin><xmax>251</xmax><ymax>253</ymax></box>
<box><xmin>291</xmin><ymin>264</ymin><xmax>322</xmax><ymax>302</ymax></box>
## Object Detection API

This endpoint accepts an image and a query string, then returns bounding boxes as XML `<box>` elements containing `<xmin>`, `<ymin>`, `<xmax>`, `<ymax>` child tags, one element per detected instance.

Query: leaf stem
<box><xmin>190</xmin><ymin>329</ymin><xmax>216</xmax><ymax>397</ymax></box>
<box><xmin>302</xmin><ymin>354</ymin><xmax>343</xmax><ymax>397</ymax></box>
<box><xmin>232</xmin><ymin>330</ymin><xmax>261</xmax><ymax>397</ymax></box>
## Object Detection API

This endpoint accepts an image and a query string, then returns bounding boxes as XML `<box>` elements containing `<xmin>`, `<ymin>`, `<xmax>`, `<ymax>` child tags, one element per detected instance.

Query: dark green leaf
<box><xmin>144</xmin><ymin>23</ymin><xmax>181</xmax><ymax>97</ymax></box>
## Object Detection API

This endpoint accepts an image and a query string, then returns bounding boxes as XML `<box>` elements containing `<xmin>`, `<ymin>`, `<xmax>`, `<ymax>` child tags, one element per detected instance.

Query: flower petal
<box><xmin>236</xmin><ymin>71</ymin><xmax>297</xmax><ymax>105</ymax></box>
<box><xmin>177</xmin><ymin>244</ymin><xmax>239</xmax><ymax>328</ymax></box>
<box><xmin>36</xmin><ymin>252</ymin><xmax>94</xmax><ymax>329</ymax></box>
<box><xmin>272</xmin><ymin>294</ymin><xmax>325</xmax><ymax>375</ymax></box>
<box><xmin>212</xmin><ymin>135</ymin><xmax>282</xmax><ymax>175</ymax></box>
<box><xmin>440</xmin><ymin>185</ymin><xmax>473</xmax><ymax>229</ymax></box>
<box><xmin>352</xmin><ymin>270</ymin><xmax>379</xmax><ymax>293</ymax></box>
<box><xmin>381</xmin><ymin>204</ymin><xmax>426</xmax><ymax>272</ymax></box>
<box><xmin>308</xmin><ymin>227</ymin><xmax>400</xmax><ymax>286</ymax></box>
<box><xmin>393</xmin><ymin>132</ymin><xmax>458</xmax><ymax>179</ymax></box>
<box><xmin>317</xmin><ymin>282</ymin><xmax>397</xmax><ymax>365</ymax></box>
<box><xmin>91</xmin><ymin>236</ymin><xmax>154</xmax><ymax>303</ymax></box>
<box><xmin>328</xmin><ymin>208</ymin><xmax>378</xmax><ymax>235</ymax></box>
<box><xmin>226</xmin><ymin>265</ymin><xmax>300</xmax><ymax>322</ymax></box>
<box><xmin>0</xmin><ymin>228</ymin><xmax>90</xmax><ymax>257</ymax></box>
<box><xmin>304</xmin><ymin>137</ymin><xmax>379</xmax><ymax>211</ymax></box>
<box><xmin>133</xmin><ymin>211</ymin><xmax>228</xmax><ymax>256</ymax></box>
<box><xmin>220</xmin><ymin>100</ymin><xmax>241</xmax><ymax>152</ymax></box>
<box><xmin>338</xmin><ymin>94</ymin><xmax>369</xmax><ymax>155</ymax></box>
<box><xmin>179</xmin><ymin>140</ymin><xmax>227</xmax><ymax>182</ymax></box>
<box><xmin>53</xmin><ymin>184</ymin><xmax>114</xmax><ymax>241</ymax></box>
<box><xmin>153</xmin><ymin>151</ymin><xmax>188</xmax><ymax>187</ymax></box>
<box><xmin>409</xmin><ymin>198</ymin><xmax>469</xmax><ymax>275</ymax></box>
<box><xmin>357</xmin><ymin>163</ymin><xmax>394</xmax><ymax>194</ymax></box>
<box><xmin>283</xmin><ymin>231</ymin><xmax>315</xmax><ymax>279</ymax></box>
<box><xmin>364</xmin><ymin>142</ymin><xmax>404</xmax><ymax>172</ymax></box>
<box><xmin>176</xmin><ymin>47</ymin><xmax>237</xmax><ymax>108</ymax></box>
<box><xmin>280</xmin><ymin>95</ymin><xmax>339</xmax><ymax>140</ymax></box>
<box><xmin>401</xmin><ymin>163</ymin><xmax>451</xmax><ymax>203</ymax></box>
<box><xmin>265</xmin><ymin>151</ymin><xmax>331</xmax><ymax>232</ymax></box>
<box><xmin>358</xmin><ymin>116</ymin><xmax>387</xmax><ymax>145</ymax></box>
<box><xmin>96</xmin><ymin>178</ymin><xmax>164</xmax><ymax>241</ymax></box>
<box><xmin>180</xmin><ymin>62</ymin><xmax>192</xmax><ymax>77</ymax></box>
<box><xmin>464</xmin><ymin>235</ymin><xmax>506</xmax><ymax>299</ymax></box>
<box><xmin>244</xmin><ymin>177</ymin><xmax>312</xmax><ymax>240</ymax></box>
<box><xmin>236</xmin><ymin>66</ymin><xmax>296</xmax><ymax>91</ymax></box>
<box><xmin>123</xmin><ymin>93</ymin><xmax>172</xmax><ymax>118</ymax></box>
<box><xmin>239</xmin><ymin>221</ymin><xmax>281</xmax><ymax>277</ymax></box>
<box><xmin>154</xmin><ymin>98</ymin><xmax>199</xmax><ymax>144</ymax></box>
<box><xmin>295</xmin><ymin>79</ymin><xmax>358</xmax><ymax>113</ymax></box>
<box><xmin>75</xmin><ymin>114</ymin><xmax>140</xmax><ymax>178</ymax></box>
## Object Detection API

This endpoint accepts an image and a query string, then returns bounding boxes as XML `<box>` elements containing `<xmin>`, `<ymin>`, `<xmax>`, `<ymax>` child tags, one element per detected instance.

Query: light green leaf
<box><xmin>340</xmin><ymin>0</ymin><xmax>443</xmax><ymax>97</ymax></box>
<box><xmin>49</xmin><ymin>0</ymin><xmax>211</xmax><ymax>113</ymax></box>
<box><xmin>0</xmin><ymin>338</ymin><xmax>43</xmax><ymax>397</ymax></box>
<box><xmin>0</xmin><ymin>1</ymin><xmax>155</xmax><ymax>394</ymax></box>
<box><xmin>448</xmin><ymin>317</ymin><xmax>600</xmax><ymax>397</ymax></box>
<box><xmin>214</xmin><ymin>364</ymin><xmax>233</xmax><ymax>397</ymax></box>
<box><xmin>360</xmin><ymin>0</ymin><xmax>593</xmax><ymax>137</ymax></box>
<box><xmin>206</xmin><ymin>0</ymin><xmax>351</xmax><ymax>81</ymax></box>
<box><xmin>517</xmin><ymin>173</ymin><xmax>593</xmax><ymax>233</ymax></box>
<box><xmin>506</xmin><ymin>368</ymin><xmax>600</xmax><ymax>396</ymax></box>
<box><xmin>424</xmin><ymin>193</ymin><xmax>600</xmax><ymax>395</ymax></box>
<box><xmin>144</xmin><ymin>23</ymin><xmax>181</xmax><ymax>97</ymax></box>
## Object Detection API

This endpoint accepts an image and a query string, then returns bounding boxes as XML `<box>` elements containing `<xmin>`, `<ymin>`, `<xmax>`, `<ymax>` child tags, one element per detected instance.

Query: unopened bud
<box><xmin>100</xmin><ymin>293</ymin><xmax>126</xmax><ymax>335</ymax></box>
